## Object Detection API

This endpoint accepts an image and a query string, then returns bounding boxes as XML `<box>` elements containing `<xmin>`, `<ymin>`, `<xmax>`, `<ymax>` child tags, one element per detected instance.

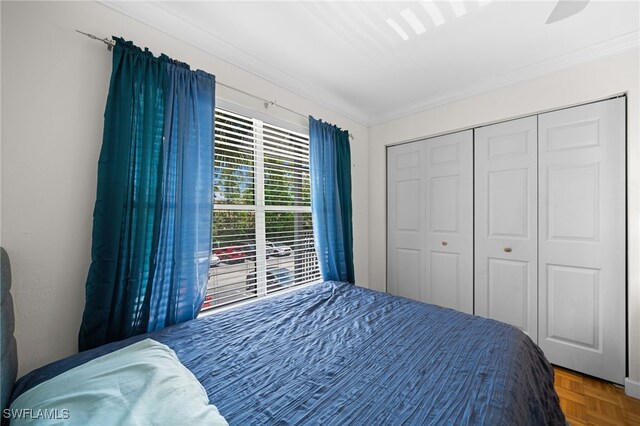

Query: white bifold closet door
<box><xmin>474</xmin><ymin>117</ymin><xmax>539</xmax><ymax>341</ymax></box>
<box><xmin>387</xmin><ymin>140</ymin><xmax>426</xmax><ymax>301</ymax></box>
<box><xmin>538</xmin><ymin>98</ymin><xmax>626</xmax><ymax>384</ymax></box>
<box><xmin>387</xmin><ymin>131</ymin><xmax>473</xmax><ymax>314</ymax></box>
<box><xmin>425</xmin><ymin>132</ymin><xmax>474</xmax><ymax>313</ymax></box>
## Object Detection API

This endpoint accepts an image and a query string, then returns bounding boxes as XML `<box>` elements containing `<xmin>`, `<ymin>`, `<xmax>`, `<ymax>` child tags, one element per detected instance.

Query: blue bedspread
<box><xmin>12</xmin><ymin>282</ymin><xmax>564</xmax><ymax>425</ymax></box>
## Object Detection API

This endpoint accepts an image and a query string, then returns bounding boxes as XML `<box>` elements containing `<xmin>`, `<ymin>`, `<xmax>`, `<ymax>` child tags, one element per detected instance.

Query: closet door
<box><xmin>425</xmin><ymin>131</ymin><xmax>473</xmax><ymax>314</ymax></box>
<box><xmin>538</xmin><ymin>98</ymin><xmax>625</xmax><ymax>384</ymax></box>
<box><xmin>387</xmin><ymin>132</ymin><xmax>473</xmax><ymax>313</ymax></box>
<box><xmin>387</xmin><ymin>141</ymin><xmax>426</xmax><ymax>301</ymax></box>
<box><xmin>475</xmin><ymin>117</ymin><xmax>538</xmax><ymax>341</ymax></box>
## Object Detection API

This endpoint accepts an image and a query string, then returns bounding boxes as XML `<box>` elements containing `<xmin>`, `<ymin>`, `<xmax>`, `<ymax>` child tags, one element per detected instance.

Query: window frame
<box><xmin>204</xmin><ymin>108</ymin><xmax>321</xmax><ymax>311</ymax></box>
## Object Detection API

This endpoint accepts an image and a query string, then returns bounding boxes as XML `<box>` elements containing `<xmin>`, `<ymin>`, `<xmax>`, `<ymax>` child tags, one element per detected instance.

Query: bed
<box><xmin>3</xmin><ymin>251</ymin><xmax>564</xmax><ymax>424</ymax></box>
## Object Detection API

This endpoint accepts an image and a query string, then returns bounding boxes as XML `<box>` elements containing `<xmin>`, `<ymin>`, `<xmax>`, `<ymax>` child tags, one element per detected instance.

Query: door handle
<box><xmin>504</xmin><ymin>247</ymin><xmax>512</xmax><ymax>253</ymax></box>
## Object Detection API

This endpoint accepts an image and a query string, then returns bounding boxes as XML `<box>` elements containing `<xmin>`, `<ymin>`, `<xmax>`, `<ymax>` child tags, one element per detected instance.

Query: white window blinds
<box><xmin>203</xmin><ymin>109</ymin><xmax>321</xmax><ymax>310</ymax></box>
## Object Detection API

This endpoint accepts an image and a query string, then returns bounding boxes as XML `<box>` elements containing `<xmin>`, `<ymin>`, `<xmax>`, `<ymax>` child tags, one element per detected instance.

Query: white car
<box><xmin>210</xmin><ymin>253</ymin><xmax>221</xmax><ymax>267</ymax></box>
<box><xmin>266</xmin><ymin>241</ymin><xmax>291</xmax><ymax>257</ymax></box>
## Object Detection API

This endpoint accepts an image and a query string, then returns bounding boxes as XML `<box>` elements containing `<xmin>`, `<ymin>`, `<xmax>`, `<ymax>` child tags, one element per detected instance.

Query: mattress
<box><xmin>12</xmin><ymin>281</ymin><xmax>564</xmax><ymax>425</ymax></box>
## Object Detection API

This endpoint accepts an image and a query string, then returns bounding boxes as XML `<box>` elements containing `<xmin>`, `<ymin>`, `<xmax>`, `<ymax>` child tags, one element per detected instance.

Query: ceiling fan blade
<box><xmin>545</xmin><ymin>0</ymin><xmax>590</xmax><ymax>24</ymax></box>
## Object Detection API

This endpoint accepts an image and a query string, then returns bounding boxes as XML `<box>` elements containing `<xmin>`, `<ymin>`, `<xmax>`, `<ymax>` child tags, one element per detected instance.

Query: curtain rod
<box><xmin>76</xmin><ymin>30</ymin><xmax>354</xmax><ymax>140</ymax></box>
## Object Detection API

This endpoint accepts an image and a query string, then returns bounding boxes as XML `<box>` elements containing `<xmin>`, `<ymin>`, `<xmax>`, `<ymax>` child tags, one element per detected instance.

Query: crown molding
<box><xmin>98</xmin><ymin>1</ymin><xmax>638</xmax><ymax>128</ymax></box>
<box><xmin>98</xmin><ymin>1</ymin><xmax>370</xmax><ymax>126</ymax></box>
<box><xmin>368</xmin><ymin>30</ymin><xmax>640</xmax><ymax>126</ymax></box>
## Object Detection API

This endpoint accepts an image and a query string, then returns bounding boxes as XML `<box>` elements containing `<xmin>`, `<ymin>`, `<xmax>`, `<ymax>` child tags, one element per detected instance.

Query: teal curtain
<box><xmin>309</xmin><ymin>117</ymin><xmax>355</xmax><ymax>283</ymax></box>
<box><xmin>147</xmin><ymin>65</ymin><xmax>215</xmax><ymax>331</ymax></box>
<box><xmin>79</xmin><ymin>39</ymin><xmax>215</xmax><ymax>351</ymax></box>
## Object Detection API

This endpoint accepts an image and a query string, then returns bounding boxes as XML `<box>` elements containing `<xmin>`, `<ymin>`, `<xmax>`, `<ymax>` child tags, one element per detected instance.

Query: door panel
<box><xmin>488</xmin><ymin>168</ymin><xmax>529</xmax><ymax>238</ymax></box>
<box><xmin>475</xmin><ymin>117</ymin><xmax>538</xmax><ymax>340</ymax></box>
<box><xmin>546</xmin><ymin>264</ymin><xmax>599</xmax><ymax>350</ymax></box>
<box><xmin>396</xmin><ymin>180</ymin><xmax>421</xmax><ymax>230</ymax></box>
<box><xmin>430</xmin><ymin>252</ymin><xmax>461</xmax><ymax>309</ymax></box>
<box><xmin>387</xmin><ymin>141</ymin><xmax>426</xmax><ymax>300</ymax></box>
<box><xmin>429</xmin><ymin>175</ymin><xmax>459</xmax><ymax>233</ymax></box>
<box><xmin>425</xmin><ymin>131</ymin><xmax>474</xmax><ymax>314</ymax></box>
<box><xmin>538</xmin><ymin>98</ymin><xmax>625</xmax><ymax>384</ymax></box>
<box><xmin>387</xmin><ymin>131</ymin><xmax>473</xmax><ymax>314</ymax></box>
<box><xmin>487</xmin><ymin>258</ymin><xmax>530</xmax><ymax>330</ymax></box>
<box><xmin>394</xmin><ymin>248</ymin><xmax>421</xmax><ymax>300</ymax></box>
<box><xmin>547</xmin><ymin>164</ymin><xmax>599</xmax><ymax>241</ymax></box>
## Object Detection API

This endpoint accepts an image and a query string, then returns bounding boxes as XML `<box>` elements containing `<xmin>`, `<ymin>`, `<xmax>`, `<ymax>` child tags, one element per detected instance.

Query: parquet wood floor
<box><xmin>554</xmin><ymin>366</ymin><xmax>640</xmax><ymax>425</ymax></box>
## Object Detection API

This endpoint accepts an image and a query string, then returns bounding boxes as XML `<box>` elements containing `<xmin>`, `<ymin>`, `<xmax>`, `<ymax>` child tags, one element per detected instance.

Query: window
<box><xmin>202</xmin><ymin>109</ymin><xmax>321</xmax><ymax>310</ymax></box>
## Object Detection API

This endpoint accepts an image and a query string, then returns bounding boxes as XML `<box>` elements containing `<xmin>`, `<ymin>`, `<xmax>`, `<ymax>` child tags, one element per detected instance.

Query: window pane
<box><xmin>204</xmin><ymin>210</ymin><xmax>257</xmax><ymax>310</ymax></box>
<box><xmin>263</xmin><ymin>124</ymin><xmax>311</xmax><ymax>207</ymax></box>
<box><xmin>214</xmin><ymin>110</ymin><xmax>255</xmax><ymax>205</ymax></box>
<box><xmin>265</xmin><ymin>211</ymin><xmax>321</xmax><ymax>293</ymax></box>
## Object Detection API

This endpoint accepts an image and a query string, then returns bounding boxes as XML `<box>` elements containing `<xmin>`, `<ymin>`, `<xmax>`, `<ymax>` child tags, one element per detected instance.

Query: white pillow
<box><xmin>9</xmin><ymin>339</ymin><xmax>228</xmax><ymax>426</ymax></box>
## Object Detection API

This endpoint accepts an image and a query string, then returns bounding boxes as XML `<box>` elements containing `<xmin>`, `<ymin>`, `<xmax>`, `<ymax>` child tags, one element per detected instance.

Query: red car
<box><xmin>213</xmin><ymin>245</ymin><xmax>246</xmax><ymax>264</ymax></box>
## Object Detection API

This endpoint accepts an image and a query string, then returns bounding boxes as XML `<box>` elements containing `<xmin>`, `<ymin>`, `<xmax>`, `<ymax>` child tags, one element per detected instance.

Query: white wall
<box><xmin>0</xmin><ymin>1</ymin><xmax>369</xmax><ymax>377</ymax></box>
<box><xmin>368</xmin><ymin>48</ymin><xmax>640</xmax><ymax>385</ymax></box>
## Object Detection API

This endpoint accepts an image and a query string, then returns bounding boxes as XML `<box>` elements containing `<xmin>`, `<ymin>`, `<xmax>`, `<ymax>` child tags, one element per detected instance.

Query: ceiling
<box><xmin>103</xmin><ymin>1</ymin><xmax>639</xmax><ymax>126</ymax></box>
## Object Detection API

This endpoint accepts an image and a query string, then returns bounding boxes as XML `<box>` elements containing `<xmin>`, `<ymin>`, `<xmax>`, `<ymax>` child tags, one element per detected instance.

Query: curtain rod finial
<box><xmin>76</xmin><ymin>29</ymin><xmax>115</xmax><ymax>51</ymax></box>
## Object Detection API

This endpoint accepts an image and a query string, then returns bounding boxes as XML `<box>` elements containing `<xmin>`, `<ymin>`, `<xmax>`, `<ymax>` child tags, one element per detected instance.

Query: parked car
<box><xmin>266</xmin><ymin>241</ymin><xmax>292</xmax><ymax>257</ymax></box>
<box><xmin>210</xmin><ymin>253</ymin><xmax>221</xmax><ymax>267</ymax></box>
<box><xmin>214</xmin><ymin>245</ymin><xmax>249</xmax><ymax>264</ymax></box>
<box><xmin>246</xmin><ymin>267</ymin><xmax>294</xmax><ymax>293</ymax></box>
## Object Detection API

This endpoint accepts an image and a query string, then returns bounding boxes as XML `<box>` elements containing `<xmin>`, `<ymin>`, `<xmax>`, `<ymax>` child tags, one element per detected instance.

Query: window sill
<box><xmin>198</xmin><ymin>280</ymin><xmax>322</xmax><ymax>318</ymax></box>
